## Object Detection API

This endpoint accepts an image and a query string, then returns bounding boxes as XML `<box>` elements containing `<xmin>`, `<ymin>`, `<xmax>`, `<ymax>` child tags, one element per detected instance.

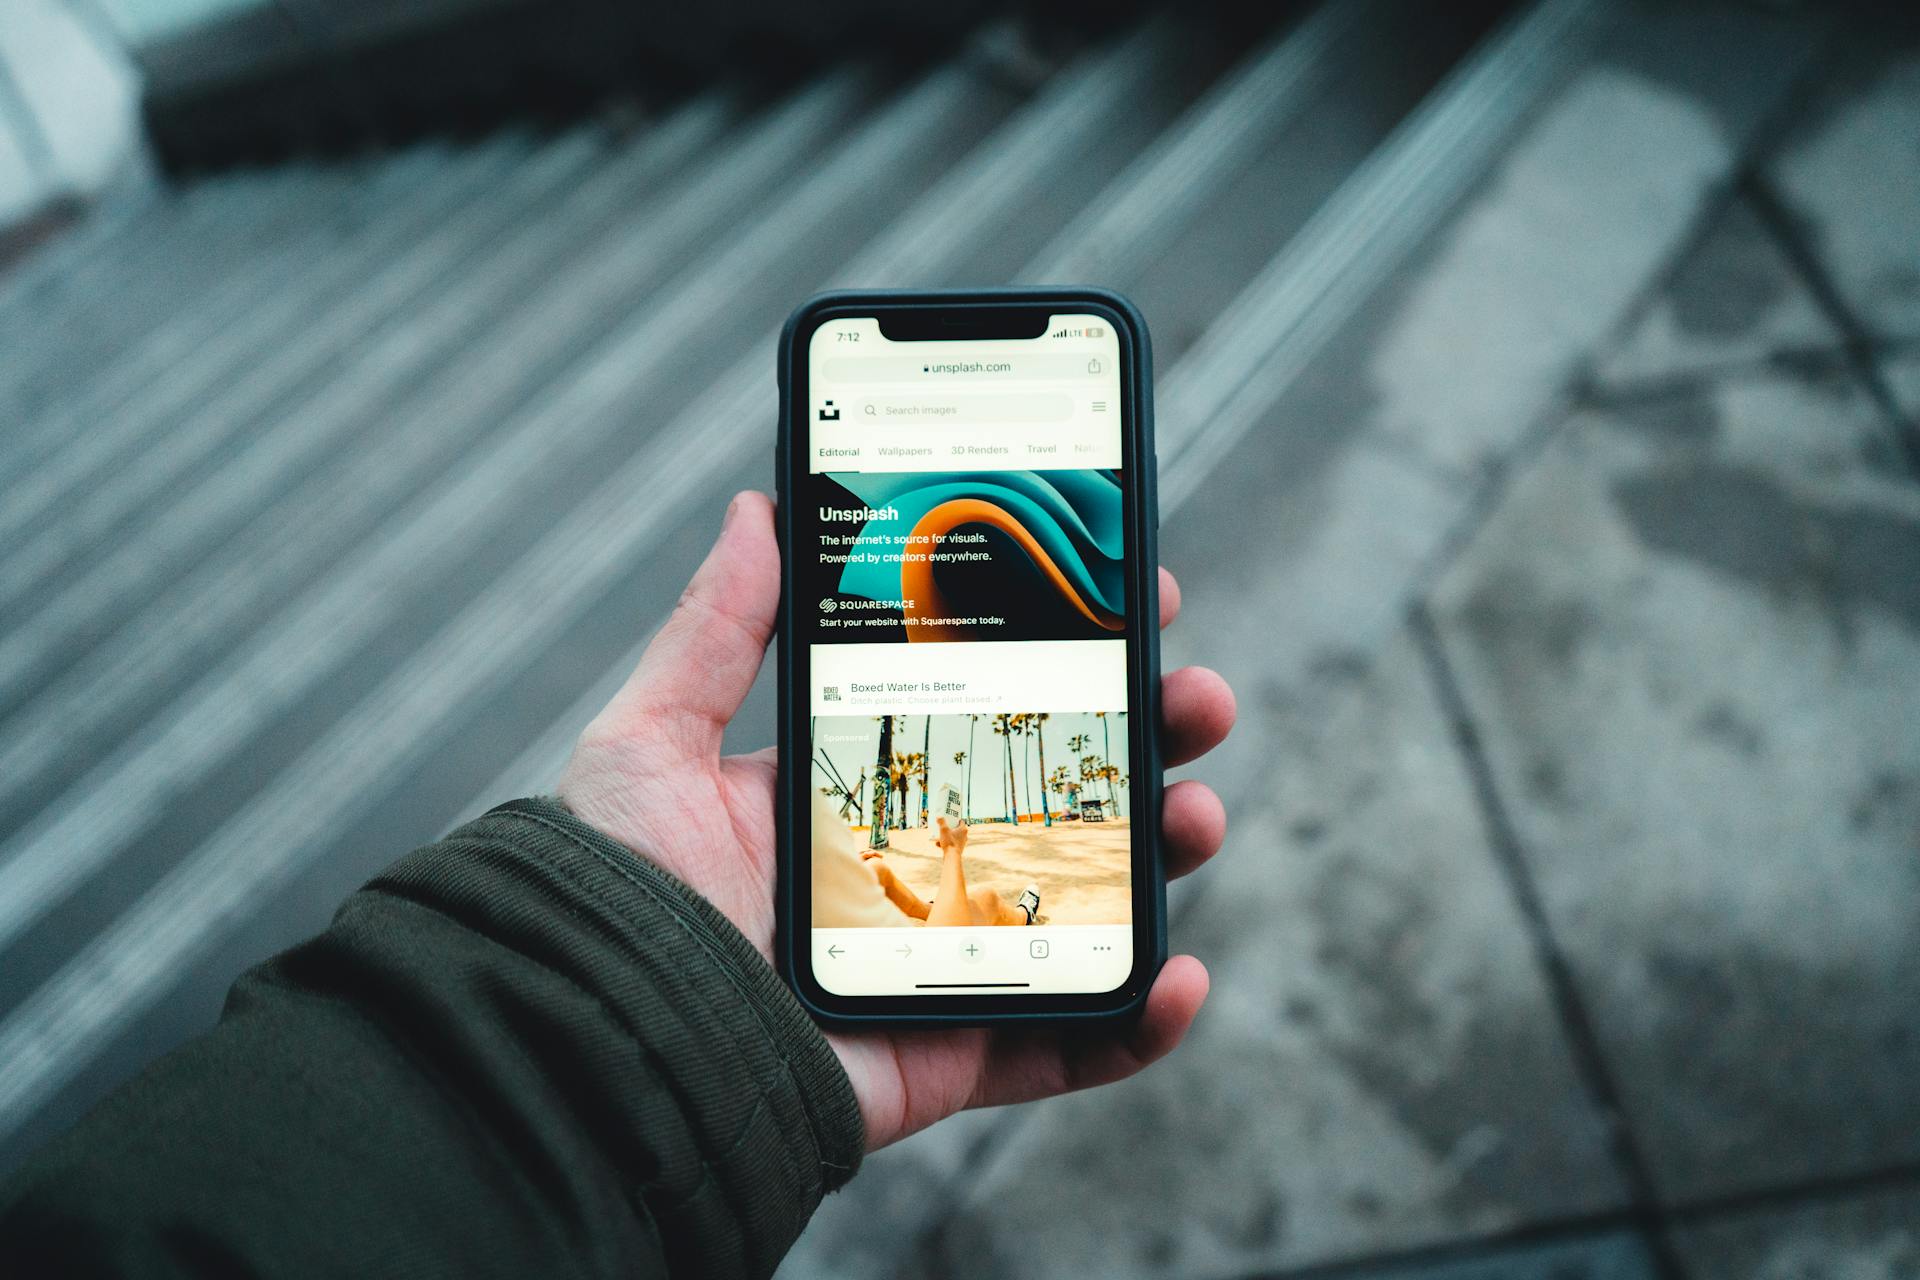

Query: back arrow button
<box><xmin>826</xmin><ymin>945</ymin><xmax>844</xmax><ymax>958</ymax></box>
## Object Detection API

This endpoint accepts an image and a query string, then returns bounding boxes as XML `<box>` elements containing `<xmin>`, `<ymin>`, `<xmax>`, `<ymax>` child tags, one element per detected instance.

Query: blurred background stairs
<box><xmin>4</xmin><ymin>1</ymin><xmax>1918</xmax><ymax>1276</ymax></box>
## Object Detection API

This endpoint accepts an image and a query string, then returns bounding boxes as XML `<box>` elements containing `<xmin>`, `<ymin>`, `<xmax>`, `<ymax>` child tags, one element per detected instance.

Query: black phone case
<box><xmin>774</xmin><ymin>286</ymin><xmax>1164</xmax><ymax>1029</ymax></box>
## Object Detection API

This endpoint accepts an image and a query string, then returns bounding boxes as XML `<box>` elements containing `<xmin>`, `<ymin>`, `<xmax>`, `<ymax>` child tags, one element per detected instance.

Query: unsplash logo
<box><xmin>818</xmin><ymin>504</ymin><xmax>897</xmax><ymax>522</ymax></box>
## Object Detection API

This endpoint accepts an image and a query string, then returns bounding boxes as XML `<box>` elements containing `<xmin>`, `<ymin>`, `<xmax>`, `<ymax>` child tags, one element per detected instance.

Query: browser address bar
<box><xmin>823</xmin><ymin>354</ymin><xmax>1107</xmax><ymax>381</ymax></box>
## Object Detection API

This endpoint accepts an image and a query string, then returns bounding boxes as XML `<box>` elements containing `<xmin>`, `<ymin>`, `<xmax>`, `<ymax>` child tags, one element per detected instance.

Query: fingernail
<box><xmin>721</xmin><ymin>493</ymin><xmax>742</xmax><ymax>532</ymax></box>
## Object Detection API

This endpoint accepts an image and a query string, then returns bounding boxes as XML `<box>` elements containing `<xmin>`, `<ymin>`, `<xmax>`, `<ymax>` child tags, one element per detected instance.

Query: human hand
<box><xmin>558</xmin><ymin>492</ymin><xmax>1235</xmax><ymax>1150</ymax></box>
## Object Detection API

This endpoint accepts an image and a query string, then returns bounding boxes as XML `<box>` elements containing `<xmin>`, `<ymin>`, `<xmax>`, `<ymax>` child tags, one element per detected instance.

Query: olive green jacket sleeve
<box><xmin>0</xmin><ymin>798</ymin><xmax>864</xmax><ymax>1279</ymax></box>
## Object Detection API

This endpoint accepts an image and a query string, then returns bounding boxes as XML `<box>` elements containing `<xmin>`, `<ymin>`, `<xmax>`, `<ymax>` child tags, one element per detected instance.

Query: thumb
<box><xmin>600</xmin><ymin>491</ymin><xmax>780</xmax><ymax>752</ymax></box>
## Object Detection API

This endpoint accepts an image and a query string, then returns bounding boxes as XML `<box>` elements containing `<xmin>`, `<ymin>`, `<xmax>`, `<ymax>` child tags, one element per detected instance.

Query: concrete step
<box><xmin>786</xmin><ymin>2</ymin><xmax>1832</xmax><ymax>1273</ymax></box>
<box><xmin>0</xmin><ymin>142</ymin><xmax>482</xmax><ymax>405</ymax></box>
<box><xmin>0</xmin><ymin>80</ymin><xmax>868</xmax><ymax>818</ymax></box>
<box><xmin>0</xmin><ymin>133</ymin><xmax>611</xmax><ymax>597</ymax></box>
<box><xmin>0</xmin><ymin>17</ymin><xmax>1214</xmax><ymax>1153</ymax></box>
<box><xmin>0</xmin><ymin>141</ymin><xmax>509</xmax><ymax>468</ymax></box>
<box><xmin>0</xmin><ymin>1</ymin><xmax>1830</xmax><ymax>1210</ymax></box>
<box><xmin>0</xmin><ymin>1</ymin><xmax>1402</xmax><ymax>1159</ymax></box>
<box><xmin>0</xmin><ymin>44</ymin><xmax>1028</xmax><ymax>979</ymax></box>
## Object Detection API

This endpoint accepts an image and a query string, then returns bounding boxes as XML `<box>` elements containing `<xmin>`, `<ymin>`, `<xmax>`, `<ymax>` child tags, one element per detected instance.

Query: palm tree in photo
<box><xmin>882</xmin><ymin>752</ymin><xmax>904</xmax><ymax>830</ymax></box>
<box><xmin>890</xmin><ymin>751</ymin><xmax>925</xmax><ymax>831</ymax></box>
<box><xmin>919</xmin><ymin>715</ymin><xmax>932</xmax><ymax>826</ymax></box>
<box><xmin>1095</xmin><ymin>711</ymin><xmax>1118</xmax><ymax>811</ymax></box>
<box><xmin>992</xmin><ymin>713</ymin><xmax>1018</xmax><ymax>823</ymax></box>
<box><xmin>886</xmin><ymin>752</ymin><xmax>905</xmax><ymax>830</ymax></box>
<box><xmin>816</xmin><ymin>751</ymin><xmax>864</xmax><ymax>819</ymax></box>
<box><xmin>820</xmin><ymin>780</ymin><xmax>860</xmax><ymax>822</ymax></box>
<box><xmin>816</xmin><ymin>748</ymin><xmax>865</xmax><ymax>824</ymax></box>
<box><xmin>1031</xmin><ymin>712</ymin><xmax>1053</xmax><ymax>826</ymax></box>
<box><xmin>1067</xmin><ymin>733</ymin><xmax>1091</xmax><ymax>816</ymax></box>
<box><xmin>869</xmin><ymin>716</ymin><xmax>893</xmax><ymax>849</ymax></box>
<box><xmin>964</xmin><ymin>714</ymin><xmax>978</xmax><ymax>818</ymax></box>
<box><xmin>1048</xmin><ymin>763</ymin><xmax>1076</xmax><ymax>814</ymax></box>
<box><xmin>1013</xmin><ymin>714</ymin><xmax>1033</xmax><ymax>822</ymax></box>
<box><xmin>1079</xmin><ymin>754</ymin><xmax>1103</xmax><ymax>818</ymax></box>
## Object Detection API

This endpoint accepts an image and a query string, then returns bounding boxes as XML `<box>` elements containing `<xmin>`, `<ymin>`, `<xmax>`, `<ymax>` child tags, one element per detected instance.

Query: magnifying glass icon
<box><xmin>863</xmin><ymin>403</ymin><xmax>877</xmax><ymax>416</ymax></box>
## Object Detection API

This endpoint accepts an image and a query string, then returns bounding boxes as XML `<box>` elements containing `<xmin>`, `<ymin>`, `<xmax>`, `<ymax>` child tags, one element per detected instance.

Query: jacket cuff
<box><xmin>526</xmin><ymin>798</ymin><xmax>860</xmax><ymax>1169</ymax></box>
<box><xmin>400</xmin><ymin>797</ymin><xmax>864</xmax><ymax>1268</ymax></box>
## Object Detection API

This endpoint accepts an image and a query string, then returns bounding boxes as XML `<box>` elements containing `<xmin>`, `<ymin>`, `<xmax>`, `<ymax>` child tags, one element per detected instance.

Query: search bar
<box><xmin>857</xmin><ymin>392</ymin><xmax>1074</xmax><ymax>423</ymax></box>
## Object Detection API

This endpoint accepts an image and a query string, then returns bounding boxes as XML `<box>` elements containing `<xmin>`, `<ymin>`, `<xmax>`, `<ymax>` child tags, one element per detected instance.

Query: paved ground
<box><xmin>781</xmin><ymin>20</ymin><xmax>1920</xmax><ymax>1280</ymax></box>
<box><xmin>0</xmin><ymin>3</ymin><xmax>1914</xmax><ymax>1276</ymax></box>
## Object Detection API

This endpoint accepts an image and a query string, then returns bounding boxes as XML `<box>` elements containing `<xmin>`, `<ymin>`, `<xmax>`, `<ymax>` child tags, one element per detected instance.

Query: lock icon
<box><xmin>1087</xmin><ymin>358</ymin><xmax>1103</xmax><ymax>374</ymax></box>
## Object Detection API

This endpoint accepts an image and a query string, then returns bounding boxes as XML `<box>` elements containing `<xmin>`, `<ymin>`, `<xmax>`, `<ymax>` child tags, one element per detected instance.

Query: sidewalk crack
<box><xmin>1408</xmin><ymin>604</ymin><xmax>1689</xmax><ymax>1280</ymax></box>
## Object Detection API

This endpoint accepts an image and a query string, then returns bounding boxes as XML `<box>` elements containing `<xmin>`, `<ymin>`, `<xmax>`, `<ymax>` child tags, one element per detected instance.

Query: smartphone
<box><xmin>775</xmin><ymin>288</ymin><xmax>1163</xmax><ymax>1027</ymax></box>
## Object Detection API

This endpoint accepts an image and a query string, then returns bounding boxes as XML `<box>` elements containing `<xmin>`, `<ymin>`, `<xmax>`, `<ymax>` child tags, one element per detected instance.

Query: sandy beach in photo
<box><xmin>855</xmin><ymin>819</ymin><xmax>1133</xmax><ymax>926</ymax></box>
<box><xmin>813</xmin><ymin>709</ymin><xmax>1133</xmax><ymax>926</ymax></box>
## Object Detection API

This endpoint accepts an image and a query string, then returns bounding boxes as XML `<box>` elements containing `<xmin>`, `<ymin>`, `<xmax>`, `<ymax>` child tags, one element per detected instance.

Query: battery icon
<box><xmin>1086</xmin><ymin>326</ymin><xmax>1105</xmax><ymax>338</ymax></box>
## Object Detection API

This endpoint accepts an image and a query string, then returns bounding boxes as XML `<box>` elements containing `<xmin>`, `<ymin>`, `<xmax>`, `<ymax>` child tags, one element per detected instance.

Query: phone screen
<box><xmin>799</xmin><ymin>313</ymin><xmax>1136</xmax><ymax>997</ymax></box>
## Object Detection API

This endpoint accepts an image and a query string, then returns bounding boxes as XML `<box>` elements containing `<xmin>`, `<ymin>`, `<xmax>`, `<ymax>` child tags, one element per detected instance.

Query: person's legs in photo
<box><xmin>862</xmin><ymin>856</ymin><xmax>933</xmax><ymax>920</ymax></box>
<box><xmin>926</xmin><ymin>817</ymin><xmax>1039</xmax><ymax>927</ymax></box>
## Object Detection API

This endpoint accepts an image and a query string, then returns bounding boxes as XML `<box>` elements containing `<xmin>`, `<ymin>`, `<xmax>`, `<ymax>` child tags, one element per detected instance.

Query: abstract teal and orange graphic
<box><xmin>824</xmin><ymin>469</ymin><xmax>1124</xmax><ymax>643</ymax></box>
